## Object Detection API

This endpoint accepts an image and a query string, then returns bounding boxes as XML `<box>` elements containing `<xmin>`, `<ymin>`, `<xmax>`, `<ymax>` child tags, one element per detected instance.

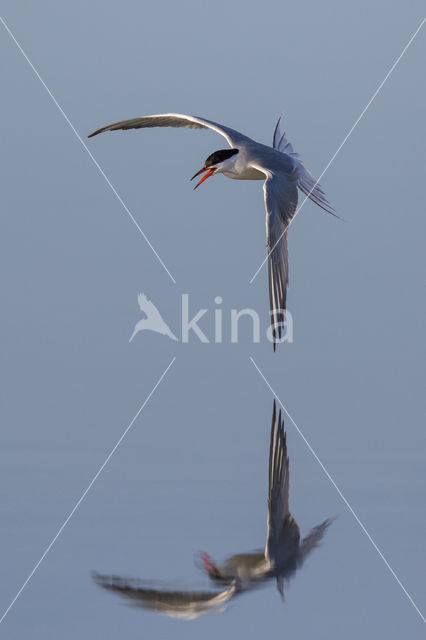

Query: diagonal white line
<box><xmin>0</xmin><ymin>15</ymin><xmax>176</xmax><ymax>284</ymax></box>
<box><xmin>0</xmin><ymin>357</ymin><xmax>176</xmax><ymax>626</ymax></box>
<box><xmin>250</xmin><ymin>357</ymin><xmax>426</xmax><ymax>624</ymax></box>
<box><xmin>249</xmin><ymin>17</ymin><xmax>425</xmax><ymax>284</ymax></box>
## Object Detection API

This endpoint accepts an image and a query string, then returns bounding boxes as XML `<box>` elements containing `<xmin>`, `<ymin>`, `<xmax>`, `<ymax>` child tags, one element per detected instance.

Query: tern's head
<box><xmin>191</xmin><ymin>149</ymin><xmax>239</xmax><ymax>189</ymax></box>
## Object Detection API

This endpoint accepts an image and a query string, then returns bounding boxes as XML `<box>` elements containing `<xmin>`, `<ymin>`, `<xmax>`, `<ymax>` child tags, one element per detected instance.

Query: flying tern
<box><xmin>89</xmin><ymin>113</ymin><xmax>334</xmax><ymax>348</ymax></box>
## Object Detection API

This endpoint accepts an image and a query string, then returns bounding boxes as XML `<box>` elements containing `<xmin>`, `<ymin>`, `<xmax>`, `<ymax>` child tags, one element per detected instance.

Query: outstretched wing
<box><xmin>262</xmin><ymin>170</ymin><xmax>298</xmax><ymax>349</ymax></box>
<box><xmin>298</xmin><ymin>518</ymin><xmax>333</xmax><ymax>567</ymax></box>
<box><xmin>266</xmin><ymin>401</ymin><xmax>291</xmax><ymax>559</ymax></box>
<box><xmin>88</xmin><ymin>113</ymin><xmax>252</xmax><ymax>148</ymax></box>
<box><xmin>273</xmin><ymin>116</ymin><xmax>335</xmax><ymax>215</ymax></box>
<box><xmin>93</xmin><ymin>572</ymin><xmax>236</xmax><ymax>620</ymax></box>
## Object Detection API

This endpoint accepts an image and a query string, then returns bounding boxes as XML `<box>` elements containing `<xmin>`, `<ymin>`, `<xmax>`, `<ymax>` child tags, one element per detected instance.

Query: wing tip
<box><xmin>87</xmin><ymin>127</ymin><xmax>104</xmax><ymax>138</ymax></box>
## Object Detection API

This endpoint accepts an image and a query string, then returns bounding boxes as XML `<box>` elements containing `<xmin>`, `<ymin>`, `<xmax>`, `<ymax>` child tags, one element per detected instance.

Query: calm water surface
<box><xmin>0</xmin><ymin>1</ymin><xmax>425</xmax><ymax>638</ymax></box>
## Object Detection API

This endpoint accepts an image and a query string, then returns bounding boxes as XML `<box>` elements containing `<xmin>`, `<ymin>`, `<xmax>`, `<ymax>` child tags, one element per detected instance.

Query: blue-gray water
<box><xmin>0</xmin><ymin>1</ymin><xmax>425</xmax><ymax>637</ymax></box>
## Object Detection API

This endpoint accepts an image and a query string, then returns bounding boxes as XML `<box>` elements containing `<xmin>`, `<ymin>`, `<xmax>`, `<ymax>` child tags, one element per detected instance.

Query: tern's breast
<box><xmin>222</xmin><ymin>166</ymin><xmax>265</xmax><ymax>181</ymax></box>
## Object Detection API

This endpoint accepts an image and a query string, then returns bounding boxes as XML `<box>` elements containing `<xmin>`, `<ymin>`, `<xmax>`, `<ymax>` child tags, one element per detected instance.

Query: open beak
<box><xmin>201</xmin><ymin>552</ymin><xmax>220</xmax><ymax>579</ymax></box>
<box><xmin>190</xmin><ymin>166</ymin><xmax>216</xmax><ymax>190</ymax></box>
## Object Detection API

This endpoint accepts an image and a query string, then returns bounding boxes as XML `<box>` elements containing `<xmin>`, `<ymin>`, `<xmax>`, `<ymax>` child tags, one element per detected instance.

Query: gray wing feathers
<box><xmin>273</xmin><ymin>116</ymin><xmax>335</xmax><ymax>215</ymax></box>
<box><xmin>93</xmin><ymin>572</ymin><xmax>236</xmax><ymax>619</ymax></box>
<box><xmin>263</xmin><ymin>172</ymin><xmax>298</xmax><ymax>348</ymax></box>
<box><xmin>267</xmin><ymin>225</ymin><xmax>288</xmax><ymax>348</ymax></box>
<box><xmin>88</xmin><ymin>113</ymin><xmax>250</xmax><ymax>147</ymax></box>
<box><xmin>267</xmin><ymin>402</ymin><xmax>290</xmax><ymax>551</ymax></box>
<box><xmin>88</xmin><ymin>114</ymin><xmax>206</xmax><ymax>137</ymax></box>
<box><xmin>297</xmin><ymin>170</ymin><xmax>335</xmax><ymax>214</ymax></box>
<box><xmin>273</xmin><ymin>116</ymin><xmax>301</xmax><ymax>161</ymax></box>
<box><xmin>298</xmin><ymin>518</ymin><xmax>333</xmax><ymax>567</ymax></box>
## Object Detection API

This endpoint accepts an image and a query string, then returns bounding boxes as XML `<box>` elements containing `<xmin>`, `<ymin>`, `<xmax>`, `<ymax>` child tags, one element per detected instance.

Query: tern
<box><xmin>93</xmin><ymin>402</ymin><xmax>332</xmax><ymax>616</ymax></box>
<box><xmin>88</xmin><ymin>113</ymin><xmax>335</xmax><ymax>349</ymax></box>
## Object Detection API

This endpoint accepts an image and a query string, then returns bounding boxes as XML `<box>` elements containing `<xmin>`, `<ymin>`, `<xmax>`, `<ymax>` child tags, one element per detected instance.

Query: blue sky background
<box><xmin>0</xmin><ymin>1</ymin><xmax>425</xmax><ymax>637</ymax></box>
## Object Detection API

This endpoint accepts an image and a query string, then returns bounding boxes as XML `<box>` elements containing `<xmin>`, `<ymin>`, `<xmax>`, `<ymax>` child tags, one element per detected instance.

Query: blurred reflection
<box><xmin>94</xmin><ymin>401</ymin><xmax>332</xmax><ymax>618</ymax></box>
<box><xmin>92</xmin><ymin>573</ymin><xmax>237</xmax><ymax>619</ymax></box>
<box><xmin>200</xmin><ymin>401</ymin><xmax>332</xmax><ymax>598</ymax></box>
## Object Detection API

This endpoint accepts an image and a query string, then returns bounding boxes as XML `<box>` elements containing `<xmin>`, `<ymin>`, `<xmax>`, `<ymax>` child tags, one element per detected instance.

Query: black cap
<box><xmin>205</xmin><ymin>149</ymin><xmax>239</xmax><ymax>167</ymax></box>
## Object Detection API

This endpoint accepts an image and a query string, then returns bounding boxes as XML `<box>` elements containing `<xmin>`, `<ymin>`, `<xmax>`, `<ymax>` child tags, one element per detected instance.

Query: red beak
<box><xmin>201</xmin><ymin>552</ymin><xmax>220</xmax><ymax>577</ymax></box>
<box><xmin>190</xmin><ymin>166</ymin><xmax>216</xmax><ymax>190</ymax></box>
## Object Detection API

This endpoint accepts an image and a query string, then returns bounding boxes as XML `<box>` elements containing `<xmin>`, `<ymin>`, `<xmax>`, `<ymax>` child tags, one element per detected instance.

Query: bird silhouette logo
<box><xmin>129</xmin><ymin>294</ymin><xmax>178</xmax><ymax>343</ymax></box>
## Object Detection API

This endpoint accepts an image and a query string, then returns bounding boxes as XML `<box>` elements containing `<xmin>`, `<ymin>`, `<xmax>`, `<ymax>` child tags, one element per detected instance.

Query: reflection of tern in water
<box><xmin>201</xmin><ymin>401</ymin><xmax>333</xmax><ymax>598</ymax></box>
<box><xmin>93</xmin><ymin>402</ymin><xmax>333</xmax><ymax>618</ymax></box>
<box><xmin>92</xmin><ymin>573</ymin><xmax>237</xmax><ymax>620</ymax></box>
